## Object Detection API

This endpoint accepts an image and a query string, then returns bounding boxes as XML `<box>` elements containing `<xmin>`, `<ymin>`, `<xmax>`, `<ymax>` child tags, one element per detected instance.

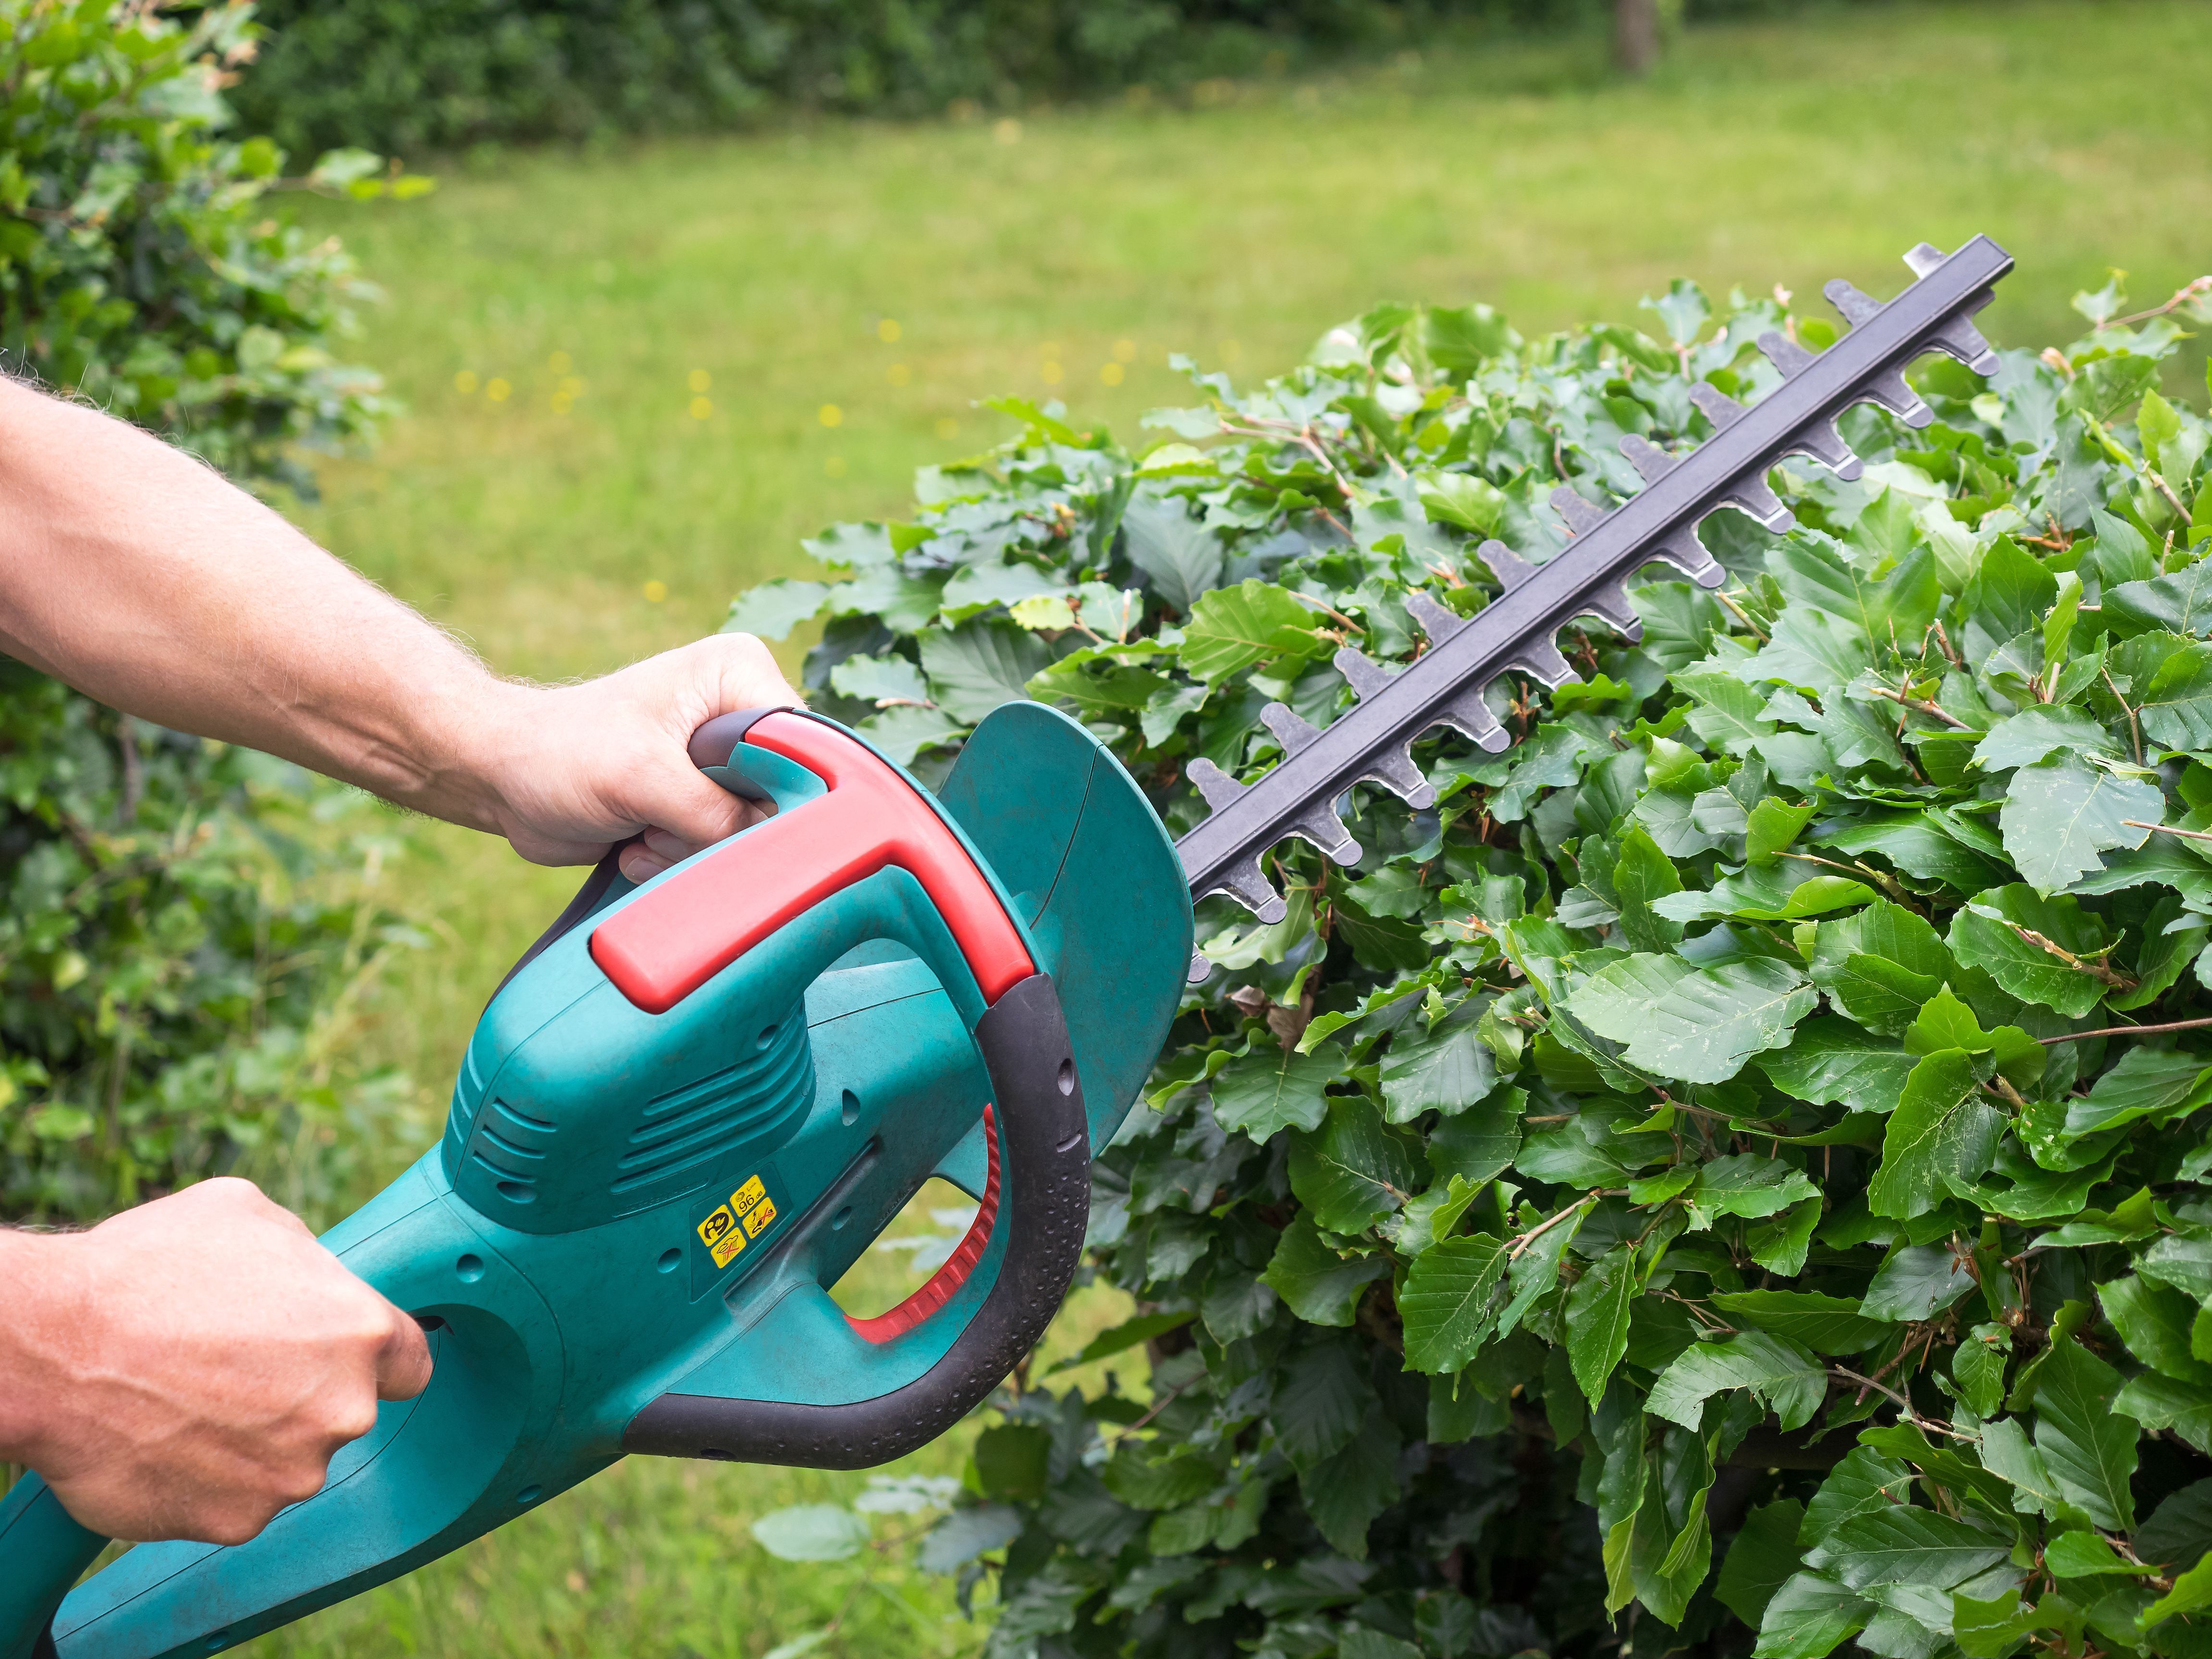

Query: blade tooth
<box><xmin>1650</xmin><ymin>528</ymin><xmax>1726</xmax><ymax>589</ymax></box>
<box><xmin>1574</xmin><ymin>580</ymin><xmax>1644</xmax><ymax>642</ymax></box>
<box><xmin>1261</xmin><ymin>701</ymin><xmax>1322</xmax><ymax>756</ymax></box>
<box><xmin>1186</xmin><ymin>757</ymin><xmax>1248</xmax><ymax>812</ymax></box>
<box><xmin>1548</xmin><ymin>484</ymin><xmax>1608</xmax><ymax>536</ymax></box>
<box><xmin>1288</xmin><ymin>805</ymin><xmax>1362</xmax><ymax>866</ymax></box>
<box><xmin>1788</xmin><ymin>418</ymin><xmax>1864</xmax><ymax>483</ymax></box>
<box><xmin>1334</xmin><ymin>645</ymin><xmax>1398</xmax><ymax>701</ymax></box>
<box><xmin>1187</xmin><ymin>950</ymin><xmax>1212</xmax><ymax>985</ymax></box>
<box><xmin>1759</xmin><ymin>330</ymin><xmax>1818</xmax><ymax>378</ymax></box>
<box><xmin>1404</xmin><ymin>588</ymin><xmax>1468</xmax><ymax>645</ymax></box>
<box><xmin>1822</xmin><ymin>277</ymin><xmax>1884</xmax><ymax>327</ymax></box>
<box><xmin>1357</xmin><ymin>743</ymin><xmax>1436</xmax><ymax>809</ymax></box>
<box><xmin>1860</xmin><ymin>368</ymin><xmax>1935</xmax><ymax>429</ymax></box>
<box><xmin>1688</xmin><ymin>382</ymin><xmax>1746</xmax><ymax>429</ymax></box>
<box><xmin>1431</xmin><ymin>687</ymin><xmax>1511</xmax><ymax>753</ymax></box>
<box><xmin>1207</xmin><ymin>856</ymin><xmax>1287</xmax><ymax>926</ymax></box>
<box><xmin>1619</xmin><ymin>433</ymin><xmax>1676</xmax><ymax>483</ymax></box>
<box><xmin>1903</xmin><ymin>241</ymin><xmax>1947</xmax><ymax>278</ymax></box>
<box><xmin>1721</xmin><ymin>470</ymin><xmax>1796</xmax><ymax>532</ymax></box>
<box><xmin>1505</xmin><ymin>640</ymin><xmax>1578</xmax><ymax>689</ymax></box>
<box><xmin>1479</xmin><ymin>538</ymin><xmax>1537</xmax><ymax>590</ymax></box>
<box><xmin>1926</xmin><ymin>313</ymin><xmax>1999</xmax><ymax>376</ymax></box>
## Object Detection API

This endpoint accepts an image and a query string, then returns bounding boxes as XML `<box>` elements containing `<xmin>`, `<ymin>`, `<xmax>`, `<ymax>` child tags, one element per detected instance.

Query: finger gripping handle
<box><xmin>620</xmin><ymin>972</ymin><xmax>1089</xmax><ymax>1467</ymax></box>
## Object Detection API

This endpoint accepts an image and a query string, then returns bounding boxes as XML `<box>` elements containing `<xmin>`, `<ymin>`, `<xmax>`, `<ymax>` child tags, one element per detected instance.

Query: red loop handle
<box><xmin>590</xmin><ymin>712</ymin><xmax>1033</xmax><ymax>1015</ymax></box>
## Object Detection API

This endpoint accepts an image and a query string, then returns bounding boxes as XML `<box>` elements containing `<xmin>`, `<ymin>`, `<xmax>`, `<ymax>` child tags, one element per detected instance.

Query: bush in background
<box><xmin>0</xmin><ymin>0</ymin><xmax>421</xmax><ymax>1227</ymax></box>
<box><xmin>737</xmin><ymin>268</ymin><xmax>2212</xmax><ymax>1658</ymax></box>
<box><xmin>233</xmin><ymin>0</ymin><xmax>1623</xmax><ymax>156</ymax></box>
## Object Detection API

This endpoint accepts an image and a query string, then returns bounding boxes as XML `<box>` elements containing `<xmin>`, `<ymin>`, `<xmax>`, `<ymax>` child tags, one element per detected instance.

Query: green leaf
<box><xmin>751</xmin><ymin>1504</ymin><xmax>870</xmax><ymax>1561</ymax></box>
<box><xmin>1759</xmin><ymin>1019</ymin><xmax>1917</xmax><ymax>1114</ymax></box>
<box><xmin>1274</xmin><ymin>1339</ymin><xmax>1372</xmax><ymax>1472</ymax></box>
<box><xmin>1118</xmin><ymin>493</ymin><xmax>1224</xmax><ymax>612</ymax></box>
<box><xmin>1379</xmin><ymin>1018</ymin><xmax>1496</xmax><ymax>1123</ymax></box>
<box><xmin>2029</xmin><ymin>1332</ymin><xmax>2138</xmax><ymax>1531</ymax></box>
<box><xmin>1261</xmin><ymin>1213</ymin><xmax>1388</xmax><ymax>1327</ymax></box>
<box><xmin>1803</xmin><ymin>1504</ymin><xmax>2013</xmax><ymax>1591</ymax></box>
<box><xmin>1179</xmin><ymin>579</ymin><xmax>1323</xmax><ymax>685</ymax></box>
<box><xmin>1417</xmin><ymin>470</ymin><xmax>1505</xmax><ymax>534</ymax></box>
<box><xmin>1972</xmin><ymin>706</ymin><xmax>2119</xmax><ymax>771</ymax></box>
<box><xmin>2101</xmin><ymin>1273</ymin><xmax>2212</xmax><ymax>1384</ymax></box>
<box><xmin>2107</xmin><ymin>559</ymin><xmax>2212</xmax><ymax>637</ymax></box>
<box><xmin>1866</xmin><ymin>1048</ymin><xmax>2003</xmax><ymax>1219</ymax></box>
<box><xmin>1859</xmin><ymin>1241</ymin><xmax>1977</xmax><ymax>1322</ymax></box>
<box><xmin>1426</xmin><ymin>1088</ymin><xmax>1524</xmax><ymax>1183</ymax></box>
<box><xmin>1716</xmin><ymin>1499</ymin><xmax>1807</xmax><ymax>1627</ymax></box>
<box><xmin>2141</xmin><ymin>1551</ymin><xmax>2212</xmax><ymax>1630</ymax></box>
<box><xmin>1288</xmin><ymin>1093</ymin><xmax>1419</xmax><ymax>1232</ymax></box>
<box><xmin>1710</xmin><ymin>1291</ymin><xmax>1891</xmax><ymax>1355</ymax></box>
<box><xmin>1569</xmin><ymin>955</ymin><xmax>1817</xmax><ymax>1083</ymax></box>
<box><xmin>1999</xmin><ymin>754</ymin><xmax>2161</xmax><ymax>895</ymax></box>
<box><xmin>828</xmin><ymin>651</ymin><xmax>929</xmax><ymax>706</ymax></box>
<box><xmin>1210</xmin><ymin>1041</ymin><xmax>1344</xmax><ymax>1140</ymax></box>
<box><xmin>1948</xmin><ymin>885</ymin><xmax>2118</xmax><ymax>1019</ymax></box>
<box><xmin>1686</xmin><ymin>1154</ymin><xmax>1820</xmax><ymax>1229</ymax></box>
<box><xmin>1299</xmin><ymin>1413</ymin><xmax>1402</xmax><ymax>1559</ymax></box>
<box><xmin>917</xmin><ymin>617</ymin><xmax>1048</xmax><ymax>721</ymax></box>
<box><xmin>2044</xmin><ymin>1530</ymin><xmax>2156</xmax><ymax>1579</ymax></box>
<box><xmin>1564</xmin><ymin>1243</ymin><xmax>1639</xmax><ymax>1403</ymax></box>
<box><xmin>725</xmin><ymin>577</ymin><xmax>830</xmax><ymax>640</ymax></box>
<box><xmin>1400</xmin><ymin>1232</ymin><xmax>1510</xmax><ymax>1374</ymax></box>
<box><xmin>2137</xmin><ymin>639</ymin><xmax>2212</xmax><ymax>749</ymax></box>
<box><xmin>1646</xmin><ymin>1331</ymin><xmax>1827</xmax><ymax>1432</ymax></box>
<box><xmin>1102</xmin><ymin>1443</ymin><xmax>1217</xmax><ymax>1510</ymax></box>
<box><xmin>1751</xmin><ymin>1573</ymin><xmax>1871</xmax><ymax>1659</ymax></box>
<box><xmin>2062</xmin><ymin>1045</ymin><xmax>2212</xmax><ymax>1137</ymax></box>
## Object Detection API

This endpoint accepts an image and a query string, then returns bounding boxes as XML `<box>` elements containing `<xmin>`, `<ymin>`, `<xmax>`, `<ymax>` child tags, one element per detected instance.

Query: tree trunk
<box><xmin>1616</xmin><ymin>0</ymin><xmax>1660</xmax><ymax>75</ymax></box>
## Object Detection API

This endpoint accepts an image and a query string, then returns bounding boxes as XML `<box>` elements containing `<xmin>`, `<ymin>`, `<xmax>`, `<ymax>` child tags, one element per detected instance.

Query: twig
<box><xmin>2004</xmin><ymin>921</ymin><xmax>2134</xmax><ymax>990</ymax></box>
<box><xmin>2040</xmin><ymin>1015</ymin><xmax>2212</xmax><ymax>1046</ymax></box>
<box><xmin>2107</xmin><ymin>669</ymin><xmax>2145</xmax><ymax>766</ymax></box>
<box><xmin>1864</xmin><ymin>684</ymin><xmax>1972</xmax><ymax>730</ymax></box>
<box><xmin>1507</xmin><ymin>1191</ymin><xmax>1611</xmax><ymax>1260</ymax></box>
<box><xmin>2098</xmin><ymin>275</ymin><xmax>2212</xmax><ymax>331</ymax></box>
<box><xmin>2127</xmin><ymin>819</ymin><xmax>2212</xmax><ymax>843</ymax></box>
<box><xmin>1827</xmin><ymin>1368</ymin><xmax>1978</xmax><ymax>1440</ymax></box>
<box><xmin>1287</xmin><ymin>592</ymin><xmax>1367</xmax><ymax>636</ymax></box>
<box><xmin>1714</xmin><ymin>589</ymin><xmax>1768</xmax><ymax>644</ymax></box>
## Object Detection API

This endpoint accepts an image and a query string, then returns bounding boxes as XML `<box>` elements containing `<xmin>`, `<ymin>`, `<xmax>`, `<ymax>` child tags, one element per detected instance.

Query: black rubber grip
<box><xmin>620</xmin><ymin>972</ymin><xmax>1090</xmax><ymax>1466</ymax></box>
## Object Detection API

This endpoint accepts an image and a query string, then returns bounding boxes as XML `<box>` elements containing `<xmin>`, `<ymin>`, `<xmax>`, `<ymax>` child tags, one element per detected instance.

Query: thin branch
<box><xmin>1864</xmin><ymin>684</ymin><xmax>1973</xmax><ymax>730</ymax></box>
<box><xmin>2040</xmin><ymin>1015</ymin><xmax>2212</xmax><ymax>1046</ymax></box>
<box><xmin>2127</xmin><ymin>819</ymin><xmax>2212</xmax><ymax>843</ymax></box>
<box><xmin>2107</xmin><ymin>668</ymin><xmax>2145</xmax><ymax>766</ymax></box>
<box><xmin>1714</xmin><ymin>589</ymin><xmax>1768</xmax><ymax>644</ymax></box>
<box><xmin>2098</xmin><ymin>275</ymin><xmax>2212</xmax><ymax>331</ymax></box>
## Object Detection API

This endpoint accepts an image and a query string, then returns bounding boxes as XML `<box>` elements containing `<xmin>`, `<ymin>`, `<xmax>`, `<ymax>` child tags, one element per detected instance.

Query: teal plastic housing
<box><xmin>5</xmin><ymin>702</ymin><xmax>1190</xmax><ymax>1659</ymax></box>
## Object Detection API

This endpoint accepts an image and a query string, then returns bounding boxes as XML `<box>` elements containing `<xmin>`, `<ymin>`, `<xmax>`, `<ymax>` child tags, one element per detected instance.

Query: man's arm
<box><xmin>0</xmin><ymin>376</ymin><xmax>805</xmax><ymax>1544</ymax></box>
<box><xmin>0</xmin><ymin>376</ymin><xmax>800</xmax><ymax>879</ymax></box>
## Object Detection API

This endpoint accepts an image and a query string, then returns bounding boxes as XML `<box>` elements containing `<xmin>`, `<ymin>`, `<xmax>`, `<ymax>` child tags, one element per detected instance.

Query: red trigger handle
<box><xmin>588</xmin><ymin>709</ymin><xmax>1034</xmax><ymax>1016</ymax></box>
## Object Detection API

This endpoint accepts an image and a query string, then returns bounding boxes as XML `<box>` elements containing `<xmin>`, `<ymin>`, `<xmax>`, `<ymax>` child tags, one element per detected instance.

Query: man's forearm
<box><xmin>0</xmin><ymin>378</ymin><xmax>522</xmax><ymax>830</ymax></box>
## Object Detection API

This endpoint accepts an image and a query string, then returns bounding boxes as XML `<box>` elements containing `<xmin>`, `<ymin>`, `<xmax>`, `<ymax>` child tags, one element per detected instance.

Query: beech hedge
<box><xmin>733</xmin><ymin>266</ymin><xmax>2212</xmax><ymax>1659</ymax></box>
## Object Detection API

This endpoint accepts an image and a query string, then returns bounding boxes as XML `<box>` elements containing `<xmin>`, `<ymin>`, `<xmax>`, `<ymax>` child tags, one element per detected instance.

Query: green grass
<box><xmin>246</xmin><ymin>3</ymin><xmax>2212</xmax><ymax>1650</ymax></box>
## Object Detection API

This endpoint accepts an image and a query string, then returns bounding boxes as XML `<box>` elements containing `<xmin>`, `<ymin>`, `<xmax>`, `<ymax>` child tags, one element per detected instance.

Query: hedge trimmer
<box><xmin>0</xmin><ymin>234</ymin><xmax>2009</xmax><ymax>1659</ymax></box>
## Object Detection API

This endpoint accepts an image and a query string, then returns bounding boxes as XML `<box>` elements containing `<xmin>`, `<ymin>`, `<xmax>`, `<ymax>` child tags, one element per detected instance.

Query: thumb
<box><xmin>376</xmin><ymin>1306</ymin><xmax>435</xmax><ymax>1403</ymax></box>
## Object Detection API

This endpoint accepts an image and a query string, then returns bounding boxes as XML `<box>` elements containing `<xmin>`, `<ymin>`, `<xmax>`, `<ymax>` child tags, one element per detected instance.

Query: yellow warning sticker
<box><xmin>743</xmin><ymin>1195</ymin><xmax>779</xmax><ymax>1238</ymax></box>
<box><xmin>697</xmin><ymin>1203</ymin><xmax>747</xmax><ymax>1268</ymax></box>
<box><xmin>731</xmin><ymin>1175</ymin><xmax>768</xmax><ymax>1216</ymax></box>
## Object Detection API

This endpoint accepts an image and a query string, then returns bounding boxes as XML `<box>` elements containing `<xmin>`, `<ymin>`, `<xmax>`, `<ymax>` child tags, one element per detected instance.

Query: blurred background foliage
<box><xmin>0</xmin><ymin>0</ymin><xmax>423</xmax><ymax>1228</ymax></box>
<box><xmin>232</xmin><ymin>0</ymin><xmax>1826</xmax><ymax>157</ymax></box>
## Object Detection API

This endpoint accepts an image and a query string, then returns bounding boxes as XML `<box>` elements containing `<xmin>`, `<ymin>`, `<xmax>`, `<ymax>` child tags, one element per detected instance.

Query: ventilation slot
<box><xmin>610</xmin><ymin>1017</ymin><xmax>815</xmax><ymax>1196</ymax></box>
<box><xmin>469</xmin><ymin>1097</ymin><xmax>557</xmax><ymax>1204</ymax></box>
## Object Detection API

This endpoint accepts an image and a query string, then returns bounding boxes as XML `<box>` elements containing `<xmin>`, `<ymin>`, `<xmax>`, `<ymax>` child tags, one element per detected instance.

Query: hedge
<box><xmin>731</xmin><ymin>265</ymin><xmax>2212</xmax><ymax>1659</ymax></box>
<box><xmin>238</xmin><ymin>0</ymin><xmax>1634</xmax><ymax>157</ymax></box>
<box><xmin>0</xmin><ymin>0</ymin><xmax>420</xmax><ymax>1226</ymax></box>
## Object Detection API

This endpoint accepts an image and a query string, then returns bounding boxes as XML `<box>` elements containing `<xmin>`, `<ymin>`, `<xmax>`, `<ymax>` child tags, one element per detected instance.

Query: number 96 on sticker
<box><xmin>696</xmin><ymin>1173</ymin><xmax>781</xmax><ymax>1269</ymax></box>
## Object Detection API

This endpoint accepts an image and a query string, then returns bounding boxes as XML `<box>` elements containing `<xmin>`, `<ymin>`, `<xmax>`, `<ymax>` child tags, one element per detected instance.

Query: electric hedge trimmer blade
<box><xmin>1173</xmin><ymin>234</ymin><xmax>2013</xmax><ymax>977</ymax></box>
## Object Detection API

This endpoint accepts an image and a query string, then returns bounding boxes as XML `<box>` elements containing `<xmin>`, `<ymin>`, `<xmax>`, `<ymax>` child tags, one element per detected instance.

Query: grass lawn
<box><xmin>248</xmin><ymin>2</ymin><xmax>2210</xmax><ymax>1651</ymax></box>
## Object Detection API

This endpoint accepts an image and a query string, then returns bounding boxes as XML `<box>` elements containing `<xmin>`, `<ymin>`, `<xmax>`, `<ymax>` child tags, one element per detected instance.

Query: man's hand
<box><xmin>480</xmin><ymin>633</ymin><xmax>803</xmax><ymax>882</ymax></box>
<box><xmin>0</xmin><ymin>1179</ymin><xmax>433</xmax><ymax>1544</ymax></box>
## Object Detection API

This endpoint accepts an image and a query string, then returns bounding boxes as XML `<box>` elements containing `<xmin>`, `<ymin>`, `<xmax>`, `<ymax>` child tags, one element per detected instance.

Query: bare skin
<box><xmin>0</xmin><ymin>377</ymin><xmax>802</xmax><ymax>1540</ymax></box>
<box><xmin>0</xmin><ymin>1182</ymin><xmax>436</xmax><ymax>1543</ymax></box>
